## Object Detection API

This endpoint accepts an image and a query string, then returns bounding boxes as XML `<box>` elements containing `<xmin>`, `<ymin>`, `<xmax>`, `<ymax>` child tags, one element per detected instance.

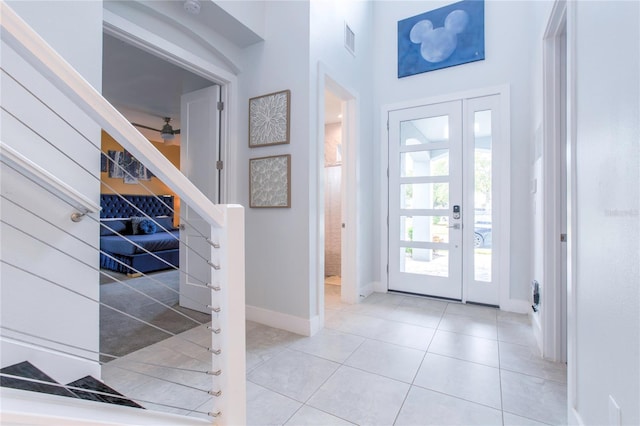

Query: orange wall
<box><xmin>100</xmin><ymin>131</ymin><xmax>181</xmax><ymax>225</ymax></box>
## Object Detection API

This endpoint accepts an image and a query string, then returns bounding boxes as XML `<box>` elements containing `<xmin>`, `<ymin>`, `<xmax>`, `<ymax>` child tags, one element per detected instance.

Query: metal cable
<box><xmin>0</xmin><ymin>373</ymin><xmax>215</xmax><ymax>416</ymax></box>
<box><xmin>0</xmin><ymin>118</ymin><xmax>216</xmax><ymax>285</ymax></box>
<box><xmin>0</xmin><ymin>193</ymin><xmax>213</xmax><ymax>299</ymax></box>
<box><xmin>0</xmin><ymin>259</ymin><xmax>210</xmax><ymax>352</ymax></box>
<box><xmin>0</xmin><ymin>207</ymin><xmax>211</xmax><ymax>326</ymax></box>
<box><xmin>1</xmin><ymin>326</ymin><xmax>217</xmax><ymax>375</ymax></box>
<box><xmin>0</xmin><ymin>67</ymin><xmax>215</xmax><ymax>243</ymax></box>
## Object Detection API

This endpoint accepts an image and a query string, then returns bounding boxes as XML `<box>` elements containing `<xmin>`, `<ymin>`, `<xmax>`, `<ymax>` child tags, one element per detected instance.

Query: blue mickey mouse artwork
<box><xmin>398</xmin><ymin>0</ymin><xmax>484</xmax><ymax>78</ymax></box>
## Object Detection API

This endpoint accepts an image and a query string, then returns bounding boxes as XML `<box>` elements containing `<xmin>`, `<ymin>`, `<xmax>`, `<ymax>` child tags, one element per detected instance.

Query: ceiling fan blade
<box><xmin>131</xmin><ymin>122</ymin><xmax>162</xmax><ymax>132</ymax></box>
<box><xmin>174</xmin><ymin>129</ymin><xmax>181</xmax><ymax>135</ymax></box>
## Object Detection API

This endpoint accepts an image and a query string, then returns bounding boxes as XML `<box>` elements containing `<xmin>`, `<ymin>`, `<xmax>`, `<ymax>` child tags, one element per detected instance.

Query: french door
<box><xmin>388</xmin><ymin>94</ymin><xmax>502</xmax><ymax>305</ymax></box>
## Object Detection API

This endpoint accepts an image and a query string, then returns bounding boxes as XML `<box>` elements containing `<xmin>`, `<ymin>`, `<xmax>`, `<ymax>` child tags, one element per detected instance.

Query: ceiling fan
<box><xmin>131</xmin><ymin>117</ymin><xmax>180</xmax><ymax>141</ymax></box>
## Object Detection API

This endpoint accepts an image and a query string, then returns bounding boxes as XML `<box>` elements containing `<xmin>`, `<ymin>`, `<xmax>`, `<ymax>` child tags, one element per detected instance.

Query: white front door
<box><xmin>179</xmin><ymin>85</ymin><xmax>220</xmax><ymax>313</ymax></box>
<box><xmin>388</xmin><ymin>94</ymin><xmax>502</xmax><ymax>305</ymax></box>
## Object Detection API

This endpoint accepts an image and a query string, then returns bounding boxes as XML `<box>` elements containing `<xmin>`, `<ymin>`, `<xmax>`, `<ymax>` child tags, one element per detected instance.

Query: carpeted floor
<box><xmin>100</xmin><ymin>270</ymin><xmax>210</xmax><ymax>362</ymax></box>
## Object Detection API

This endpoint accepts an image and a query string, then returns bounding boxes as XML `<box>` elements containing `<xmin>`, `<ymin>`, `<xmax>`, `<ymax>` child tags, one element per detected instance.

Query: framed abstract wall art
<box><xmin>249</xmin><ymin>154</ymin><xmax>291</xmax><ymax>208</ymax></box>
<box><xmin>398</xmin><ymin>0</ymin><xmax>485</xmax><ymax>78</ymax></box>
<box><xmin>248</xmin><ymin>89</ymin><xmax>291</xmax><ymax>147</ymax></box>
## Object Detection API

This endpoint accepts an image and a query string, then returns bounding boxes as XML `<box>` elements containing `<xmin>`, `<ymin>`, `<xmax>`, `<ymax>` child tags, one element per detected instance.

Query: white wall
<box><xmin>372</xmin><ymin>1</ymin><xmax>543</xmax><ymax>303</ymax></box>
<box><xmin>1</xmin><ymin>0</ymin><xmax>103</xmax><ymax>382</ymax></box>
<box><xmin>236</xmin><ymin>1</ymin><xmax>312</xmax><ymax>323</ymax></box>
<box><xmin>215</xmin><ymin>0</ymin><xmax>266</xmax><ymax>40</ymax></box>
<box><xmin>571</xmin><ymin>1</ymin><xmax>640</xmax><ymax>424</ymax></box>
<box><xmin>233</xmin><ymin>1</ymin><xmax>375</xmax><ymax>331</ymax></box>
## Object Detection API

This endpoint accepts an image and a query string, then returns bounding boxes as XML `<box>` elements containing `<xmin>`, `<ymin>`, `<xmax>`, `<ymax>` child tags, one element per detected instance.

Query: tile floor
<box><xmin>103</xmin><ymin>285</ymin><xmax>568</xmax><ymax>425</ymax></box>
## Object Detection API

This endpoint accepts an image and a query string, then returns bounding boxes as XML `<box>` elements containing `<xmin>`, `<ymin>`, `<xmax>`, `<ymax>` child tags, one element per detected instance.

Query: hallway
<box><xmin>245</xmin><ymin>287</ymin><xmax>567</xmax><ymax>425</ymax></box>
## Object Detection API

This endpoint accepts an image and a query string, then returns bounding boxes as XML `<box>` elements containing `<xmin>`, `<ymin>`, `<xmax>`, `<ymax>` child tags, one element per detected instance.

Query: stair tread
<box><xmin>0</xmin><ymin>361</ymin><xmax>77</xmax><ymax>398</ymax></box>
<box><xmin>67</xmin><ymin>375</ymin><xmax>144</xmax><ymax>408</ymax></box>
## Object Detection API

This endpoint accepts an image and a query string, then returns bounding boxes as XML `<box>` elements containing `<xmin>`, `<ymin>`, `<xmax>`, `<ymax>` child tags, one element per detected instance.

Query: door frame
<box><xmin>315</xmin><ymin>63</ymin><xmax>359</xmax><ymax>330</ymax></box>
<box><xmin>541</xmin><ymin>0</ymin><xmax>569</xmax><ymax>363</ymax></box>
<box><xmin>380</xmin><ymin>85</ymin><xmax>515</xmax><ymax>309</ymax></box>
<box><xmin>103</xmin><ymin>12</ymin><xmax>237</xmax><ymax>203</ymax></box>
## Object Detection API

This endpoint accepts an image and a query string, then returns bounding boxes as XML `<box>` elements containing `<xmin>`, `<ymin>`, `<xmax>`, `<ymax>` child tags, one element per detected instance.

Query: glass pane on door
<box><xmin>400</xmin><ymin>149</ymin><xmax>449</xmax><ymax>177</ymax></box>
<box><xmin>400</xmin><ymin>183</ymin><xmax>449</xmax><ymax>210</ymax></box>
<box><xmin>400</xmin><ymin>247</ymin><xmax>449</xmax><ymax>277</ymax></box>
<box><xmin>473</xmin><ymin>110</ymin><xmax>492</xmax><ymax>282</ymax></box>
<box><xmin>401</xmin><ymin>115</ymin><xmax>450</xmax><ymax>145</ymax></box>
<box><xmin>400</xmin><ymin>216</ymin><xmax>449</xmax><ymax>243</ymax></box>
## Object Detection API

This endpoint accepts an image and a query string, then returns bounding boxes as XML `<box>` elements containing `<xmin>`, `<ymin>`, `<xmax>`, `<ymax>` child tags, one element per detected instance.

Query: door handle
<box><xmin>448</xmin><ymin>224</ymin><xmax>461</xmax><ymax>229</ymax></box>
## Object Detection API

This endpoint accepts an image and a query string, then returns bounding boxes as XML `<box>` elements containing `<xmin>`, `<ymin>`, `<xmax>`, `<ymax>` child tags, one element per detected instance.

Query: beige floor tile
<box><xmin>307</xmin><ymin>365</ymin><xmax>409</xmax><ymax>426</ymax></box>
<box><xmin>395</xmin><ymin>386</ymin><xmax>503</xmax><ymax>425</ymax></box>
<box><xmin>428</xmin><ymin>329</ymin><xmax>500</xmax><ymax>367</ymax></box>
<box><xmin>247</xmin><ymin>349</ymin><xmax>339</xmax><ymax>402</ymax></box>
<box><xmin>414</xmin><ymin>353</ymin><xmax>502</xmax><ymax>409</ymax></box>
<box><xmin>344</xmin><ymin>339</ymin><xmax>425</xmax><ymax>383</ymax></box>
<box><xmin>501</xmin><ymin>369</ymin><xmax>567</xmax><ymax>425</ymax></box>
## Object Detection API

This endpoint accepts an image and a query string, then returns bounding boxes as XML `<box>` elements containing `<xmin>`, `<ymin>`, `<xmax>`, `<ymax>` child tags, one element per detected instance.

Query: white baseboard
<box><xmin>359</xmin><ymin>281</ymin><xmax>375</xmax><ymax>300</ymax></box>
<box><xmin>500</xmin><ymin>298</ymin><xmax>531</xmax><ymax>314</ymax></box>
<box><xmin>245</xmin><ymin>305</ymin><xmax>317</xmax><ymax>337</ymax></box>
<box><xmin>569</xmin><ymin>406</ymin><xmax>584</xmax><ymax>425</ymax></box>
<box><xmin>531</xmin><ymin>311</ymin><xmax>543</xmax><ymax>355</ymax></box>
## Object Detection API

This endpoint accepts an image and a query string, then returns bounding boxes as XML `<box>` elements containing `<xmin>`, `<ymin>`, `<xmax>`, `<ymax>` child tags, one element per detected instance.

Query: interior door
<box><xmin>179</xmin><ymin>85</ymin><xmax>220</xmax><ymax>313</ymax></box>
<box><xmin>388</xmin><ymin>101</ymin><xmax>463</xmax><ymax>300</ymax></box>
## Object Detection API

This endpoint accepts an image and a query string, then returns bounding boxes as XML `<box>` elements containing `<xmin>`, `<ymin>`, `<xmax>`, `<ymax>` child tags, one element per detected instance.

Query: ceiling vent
<box><xmin>344</xmin><ymin>22</ymin><xmax>355</xmax><ymax>56</ymax></box>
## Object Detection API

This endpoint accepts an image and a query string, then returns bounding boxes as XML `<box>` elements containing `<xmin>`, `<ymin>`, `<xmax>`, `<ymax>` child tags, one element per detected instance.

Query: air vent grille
<box><xmin>344</xmin><ymin>23</ymin><xmax>355</xmax><ymax>56</ymax></box>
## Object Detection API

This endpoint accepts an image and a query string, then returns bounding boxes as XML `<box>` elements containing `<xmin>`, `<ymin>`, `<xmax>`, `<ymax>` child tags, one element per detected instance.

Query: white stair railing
<box><xmin>0</xmin><ymin>2</ymin><xmax>245</xmax><ymax>424</ymax></box>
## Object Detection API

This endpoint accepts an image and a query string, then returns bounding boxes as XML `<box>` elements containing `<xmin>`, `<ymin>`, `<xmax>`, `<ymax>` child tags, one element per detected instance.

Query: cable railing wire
<box><xmin>1</xmin><ymin>326</ymin><xmax>218</xmax><ymax>375</ymax></box>
<box><xmin>0</xmin><ymin>161</ymin><xmax>216</xmax><ymax>296</ymax></box>
<box><xmin>0</xmin><ymin>198</ymin><xmax>213</xmax><ymax>323</ymax></box>
<box><xmin>0</xmin><ymin>373</ymin><xmax>217</xmax><ymax>417</ymax></box>
<box><xmin>0</xmin><ymin>67</ymin><xmax>215</xmax><ymax>243</ymax></box>
<box><xmin>0</xmin><ymin>258</ymin><xmax>211</xmax><ymax>352</ymax></box>
<box><xmin>1</xmin><ymin>103</ymin><xmax>216</xmax><ymax>279</ymax></box>
<box><xmin>1</xmin><ymin>329</ymin><xmax>222</xmax><ymax>415</ymax></box>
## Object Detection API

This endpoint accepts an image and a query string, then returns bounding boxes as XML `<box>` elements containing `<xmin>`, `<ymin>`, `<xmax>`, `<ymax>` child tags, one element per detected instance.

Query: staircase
<box><xmin>1</xmin><ymin>361</ymin><xmax>143</xmax><ymax>408</ymax></box>
<box><xmin>0</xmin><ymin>2</ymin><xmax>245</xmax><ymax>424</ymax></box>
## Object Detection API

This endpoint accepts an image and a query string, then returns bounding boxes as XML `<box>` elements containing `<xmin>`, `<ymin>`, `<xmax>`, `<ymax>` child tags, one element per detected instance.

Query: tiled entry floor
<box><xmin>246</xmin><ymin>285</ymin><xmax>567</xmax><ymax>425</ymax></box>
<box><xmin>103</xmin><ymin>286</ymin><xmax>567</xmax><ymax>425</ymax></box>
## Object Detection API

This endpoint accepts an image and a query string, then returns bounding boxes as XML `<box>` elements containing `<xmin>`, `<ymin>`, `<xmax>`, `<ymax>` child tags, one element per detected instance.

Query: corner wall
<box><xmin>570</xmin><ymin>1</ymin><xmax>639</xmax><ymax>423</ymax></box>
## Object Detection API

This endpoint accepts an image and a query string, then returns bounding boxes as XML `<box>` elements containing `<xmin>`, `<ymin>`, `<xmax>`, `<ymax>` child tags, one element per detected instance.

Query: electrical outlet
<box><xmin>608</xmin><ymin>395</ymin><xmax>621</xmax><ymax>426</ymax></box>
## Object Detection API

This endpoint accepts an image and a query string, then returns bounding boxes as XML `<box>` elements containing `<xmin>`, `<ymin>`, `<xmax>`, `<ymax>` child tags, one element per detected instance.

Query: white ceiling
<box><xmin>102</xmin><ymin>33</ymin><xmax>214</xmax><ymax>143</ymax></box>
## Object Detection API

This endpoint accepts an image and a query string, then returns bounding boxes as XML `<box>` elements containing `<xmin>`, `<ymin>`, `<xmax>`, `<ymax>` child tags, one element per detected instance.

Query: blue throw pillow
<box><xmin>100</xmin><ymin>219</ymin><xmax>128</xmax><ymax>236</ymax></box>
<box><xmin>131</xmin><ymin>216</ymin><xmax>157</xmax><ymax>235</ymax></box>
<box><xmin>138</xmin><ymin>219</ymin><xmax>157</xmax><ymax>234</ymax></box>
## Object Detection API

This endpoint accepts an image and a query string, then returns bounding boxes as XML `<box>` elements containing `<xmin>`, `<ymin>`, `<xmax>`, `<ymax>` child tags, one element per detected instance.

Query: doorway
<box><xmin>387</xmin><ymin>92</ymin><xmax>507</xmax><ymax>306</ymax></box>
<box><xmin>100</xmin><ymin>26</ymin><xmax>233</xmax><ymax>349</ymax></box>
<box><xmin>317</xmin><ymin>69</ymin><xmax>359</xmax><ymax>331</ymax></box>
<box><xmin>324</xmin><ymin>89</ymin><xmax>343</xmax><ymax>291</ymax></box>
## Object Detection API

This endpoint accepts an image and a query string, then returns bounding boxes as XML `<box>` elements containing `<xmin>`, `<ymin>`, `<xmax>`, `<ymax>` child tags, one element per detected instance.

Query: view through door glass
<box><xmin>473</xmin><ymin>109</ymin><xmax>492</xmax><ymax>283</ymax></box>
<box><xmin>389</xmin><ymin>101</ymin><xmax>463</xmax><ymax>300</ymax></box>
